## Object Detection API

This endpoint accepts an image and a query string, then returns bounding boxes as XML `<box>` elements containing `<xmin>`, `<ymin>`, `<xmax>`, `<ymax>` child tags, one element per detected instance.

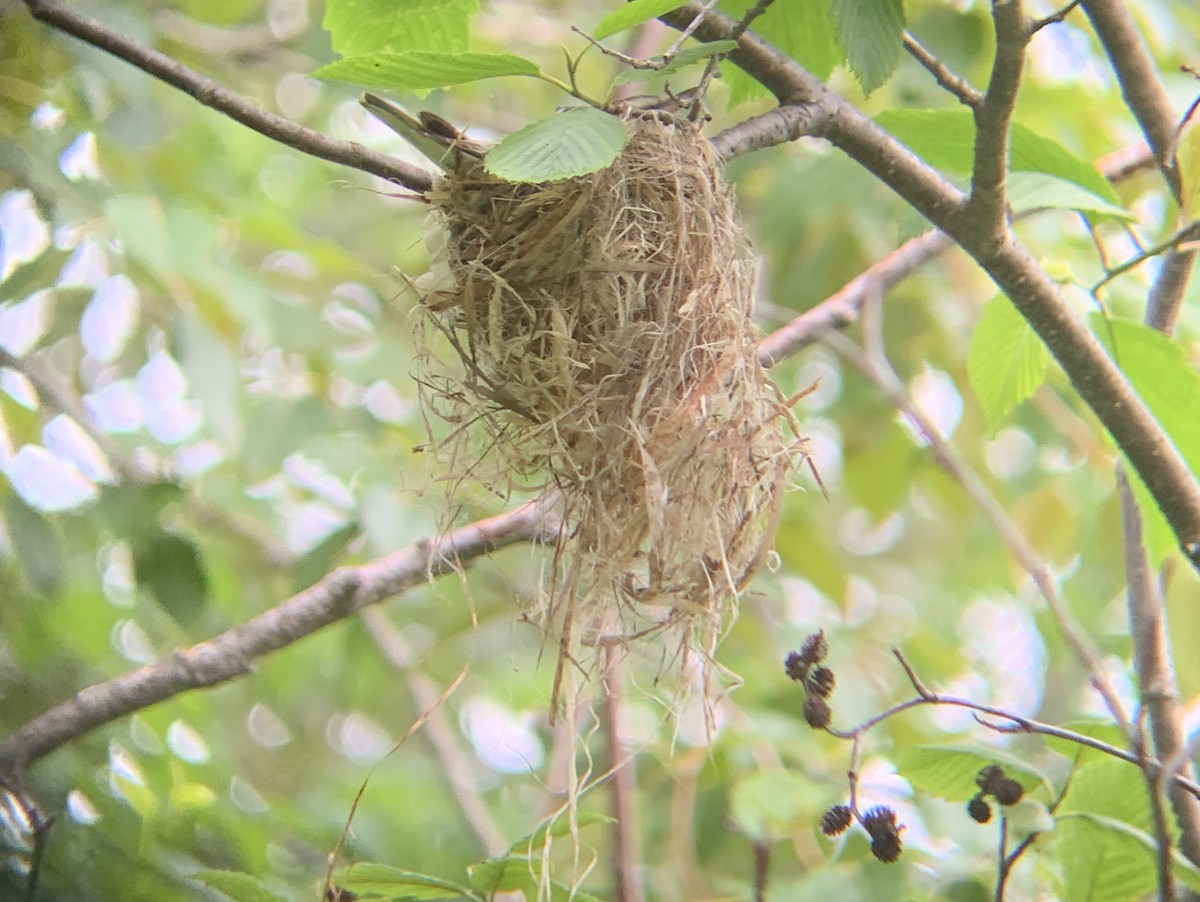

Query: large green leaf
<box><xmin>595</xmin><ymin>0</ymin><xmax>688</xmax><ymax>39</ymax></box>
<box><xmin>830</xmin><ymin>0</ymin><xmax>904</xmax><ymax>95</ymax></box>
<box><xmin>875</xmin><ymin>108</ymin><xmax>1120</xmax><ymax>204</ymax></box>
<box><xmin>967</xmin><ymin>293</ymin><xmax>1050</xmax><ymax>432</ymax></box>
<box><xmin>1092</xmin><ymin>315</ymin><xmax>1200</xmax><ymax>562</ymax></box>
<box><xmin>896</xmin><ymin>744</ymin><xmax>1054</xmax><ymax>803</ymax></box>
<box><xmin>1007</xmin><ymin>172</ymin><xmax>1134</xmax><ymax>220</ymax></box>
<box><xmin>484</xmin><ymin>106</ymin><xmax>629</xmax><ymax>183</ymax></box>
<box><xmin>1054</xmin><ymin>813</ymin><xmax>1200</xmax><ymax>901</ymax></box>
<box><xmin>331</xmin><ymin>863</ymin><xmax>476</xmax><ymax>900</ymax></box>
<box><xmin>192</xmin><ymin>870</ymin><xmax>288</xmax><ymax>902</ymax></box>
<box><xmin>313</xmin><ymin>51</ymin><xmax>539</xmax><ymax>91</ymax></box>
<box><xmin>322</xmin><ymin>0</ymin><xmax>477</xmax><ymax>55</ymax></box>
<box><xmin>722</xmin><ymin>0</ymin><xmax>844</xmax><ymax>106</ymax></box>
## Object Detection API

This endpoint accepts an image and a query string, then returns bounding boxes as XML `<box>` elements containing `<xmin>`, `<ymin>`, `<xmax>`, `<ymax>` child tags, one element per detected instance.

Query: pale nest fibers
<box><xmin>413</xmin><ymin>111</ymin><xmax>805</xmax><ymax>688</ymax></box>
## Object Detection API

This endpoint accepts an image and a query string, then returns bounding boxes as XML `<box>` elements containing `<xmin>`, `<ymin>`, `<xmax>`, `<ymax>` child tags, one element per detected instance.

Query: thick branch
<box><xmin>21</xmin><ymin>0</ymin><xmax>434</xmax><ymax>194</ymax></box>
<box><xmin>1081</xmin><ymin>0</ymin><xmax>1195</xmax><ymax>326</ymax></box>
<box><xmin>663</xmin><ymin>2</ymin><xmax>1200</xmax><ymax>567</ymax></box>
<box><xmin>1082</xmin><ymin>0</ymin><xmax>1180</xmax><ymax>194</ymax></box>
<box><xmin>968</xmin><ymin>0</ymin><xmax>1027</xmax><ymax>235</ymax></box>
<box><xmin>0</xmin><ymin>501</ymin><xmax>553</xmax><ymax>774</ymax></box>
<box><xmin>1119</xmin><ymin>469</ymin><xmax>1200</xmax><ymax>868</ymax></box>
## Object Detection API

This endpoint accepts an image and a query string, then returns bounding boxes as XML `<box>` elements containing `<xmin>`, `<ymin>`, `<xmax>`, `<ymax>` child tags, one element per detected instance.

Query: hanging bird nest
<box><xmin>412</xmin><ymin>110</ymin><xmax>805</xmax><ymax>698</ymax></box>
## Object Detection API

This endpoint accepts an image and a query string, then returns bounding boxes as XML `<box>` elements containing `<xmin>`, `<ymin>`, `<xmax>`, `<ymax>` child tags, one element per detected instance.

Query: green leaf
<box><xmin>967</xmin><ymin>293</ymin><xmax>1050</xmax><ymax>432</ymax></box>
<box><xmin>1177</xmin><ymin>112</ymin><xmax>1200</xmax><ymax>218</ymax></box>
<box><xmin>192</xmin><ymin>870</ymin><xmax>288</xmax><ymax>902</ymax></box>
<box><xmin>896</xmin><ymin>744</ymin><xmax>1054</xmax><ymax>803</ymax></box>
<box><xmin>722</xmin><ymin>0</ymin><xmax>844</xmax><ymax>107</ymax></box>
<box><xmin>1055</xmin><ymin>813</ymin><xmax>1200</xmax><ymax>901</ymax></box>
<box><xmin>509</xmin><ymin>810</ymin><xmax>615</xmax><ymax>855</ymax></box>
<box><xmin>322</xmin><ymin>0</ymin><xmax>476</xmax><ymax>55</ymax></box>
<box><xmin>830</xmin><ymin>0</ymin><xmax>904</xmax><ymax>95</ymax></box>
<box><xmin>612</xmin><ymin>40</ymin><xmax>740</xmax><ymax>86</ymax></box>
<box><xmin>1091</xmin><ymin>315</ymin><xmax>1200</xmax><ymax>563</ymax></box>
<box><xmin>133</xmin><ymin>532</ymin><xmax>210</xmax><ymax>625</ymax></box>
<box><xmin>4</xmin><ymin>494</ymin><xmax>64</xmax><ymax>596</ymax></box>
<box><xmin>468</xmin><ymin>857</ymin><xmax>537</xmax><ymax>894</ymax></box>
<box><xmin>331</xmin><ymin>863</ymin><xmax>475</xmax><ymax>900</ymax></box>
<box><xmin>96</xmin><ymin>482</ymin><xmax>186</xmax><ymax>542</ymax></box>
<box><xmin>0</xmin><ymin>247</ymin><xmax>71</xmax><ymax>303</ymax></box>
<box><xmin>595</xmin><ymin>0</ymin><xmax>688</xmax><ymax>39</ymax></box>
<box><xmin>484</xmin><ymin>107</ymin><xmax>629</xmax><ymax>183</ymax></box>
<box><xmin>875</xmin><ymin>109</ymin><xmax>1121</xmax><ymax>205</ymax></box>
<box><xmin>730</xmin><ymin>770</ymin><xmax>823</xmax><ymax>839</ymax></box>
<box><xmin>1007</xmin><ymin>172</ymin><xmax>1134</xmax><ymax>220</ymax></box>
<box><xmin>1040</xmin><ymin>720</ymin><xmax>1130</xmax><ymax>767</ymax></box>
<box><xmin>313</xmin><ymin>52</ymin><xmax>540</xmax><ymax>91</ymax></box>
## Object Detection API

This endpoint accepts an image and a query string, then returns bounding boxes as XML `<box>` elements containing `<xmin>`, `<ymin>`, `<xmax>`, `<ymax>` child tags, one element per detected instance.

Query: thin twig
<box><xmin>361</xmin><ymin>607</ymin><xmax>510</xmax><ymax>858</ymax></box>
<box><xmin>826</xmin><ymin>652</ymin><xmax>1200</xmax><ymax>801</ymax></box>
<box><xmin>1091</xmin><ymin>220</ymin><xmax>1200</xmax><ymax>295</ymax></box>
<box><xmin>691</xmin><ymin>0</ymin><xmax>776</xmax><ymax>117</ymax></box>
<box><xmin>823</xmin><ymin>330</ymin><xmax>1136</xmax><ymax>738</ymax></box>
<box><xmin>902</xmin><ymin>31</ymin><xmax>983</xmax><ymax>106</ymax></box>
<box><xmin>1030</xmin><ymin>0</ymin><xmax>1085</xmax><ymax>33</ymax></box>
<box><xmin>20</xmin><ymin>0</ymin><xmax>433</xmax><ymax>193</ymax></box>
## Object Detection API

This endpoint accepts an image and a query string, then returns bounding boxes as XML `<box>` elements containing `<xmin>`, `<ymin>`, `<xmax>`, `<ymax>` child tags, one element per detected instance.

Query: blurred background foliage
<box><xmin>2</xmin><ymin>0</ymin><xmax>1200</xmax><ymax>899</ymax></box>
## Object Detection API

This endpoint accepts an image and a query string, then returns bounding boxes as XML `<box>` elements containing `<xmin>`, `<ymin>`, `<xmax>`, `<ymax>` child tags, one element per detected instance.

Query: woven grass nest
<box><xmin>413</xmin><ymin>110</ymin><xmax>806</xmax><ymax>700</ymax></box>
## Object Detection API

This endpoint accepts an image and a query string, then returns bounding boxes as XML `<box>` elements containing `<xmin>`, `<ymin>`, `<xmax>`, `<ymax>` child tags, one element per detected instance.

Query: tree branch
<box><xmin>662</xmin><ymin>1</ymin><xmax>1200</xmax><ymax>569</ymax></box>
<box><xmin>20</xmin><ymin>0</ymin><xmax>434</xmax><ymax>194</ymax></box>
<box><xmin>902</xmin><ymin>31</ymin><xmax>983</xmax><ymax>107</ymax></box>
<box><xmin>1082</xmin><ymin>0</ymin><xmax>1181</xmax><ymax>194</ymax></box>
<box><xmin>0</xmin><ymin>500</ymin><xmax>555</xmax><ymax>776</ymax></box>
<box><xmin>968</xmin><ymin>0</ymin><xmax>1028</xmax><ymax>235</ymax></box>
<box><xmin>824</xmin><ymin>328</ymin><xmax>1135</xmax><ymax>737</ymax></box>
<box><xmin>1081</xmin><ymin>0</ymin><xmax>1196</xmax><ymax>328</ymax></box>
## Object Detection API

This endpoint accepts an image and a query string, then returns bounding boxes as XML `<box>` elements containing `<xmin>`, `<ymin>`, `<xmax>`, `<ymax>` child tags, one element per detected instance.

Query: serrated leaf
<box><xmin>1007</xmin><ymin>172</ymin><xmax>1134</xmax><ymax>220</ymax></box>
<box><xmin>595</xmin><ymin>0</ymin><xmax>688</xmax><ymax>40</ymax></box>
<box><xmin>332</xmin><ymin>863</ymin><xmax>475</xmax><ymax>899</ymax></box>
<box><xmin>967</xmin><ymin>293</ymin><xmax>1050</xmax><ymax>432</ymax></box>
<box><xmin>876</xmin><ymin>108</ymin><xmax>1121</xmax><ymax>205</ymax></box>
<box><xmin>484</xmin><ymin>107</ymin><xmax>629</xmax><ymax>183</ymax></box>
<box><xmin>1055</xmin><ymin>812</ymin><xmax>1200</xmax><ymax>902</ymax></box>
<box><xmin>722</xmin><ymin>0</ymin><xmax>844</xmax><ymax>107</ymax></box>
<box><xmin>1091</xmin><ymin>315</ymin><xmax>1200</xmax><ymax>563</ymax></box>
<box><xmin>830</xmin><ymin>0</ymin><xmax>903</xmax><ymax>95</ymax></box>
<box><xmin>192</xmin><ymin>870</ymin><xmax>288</xmax><ymax>902</ymax></box>
<box><xmin>322</xmin><ymin>0</ymin><xmax>476</xmax><ymax>55</ymax></box>
<box><xmin>313</xmin><ymin>52</ymin><xmax>539</xmax><ymax>91</ymax></box>
<box><xmin>896</xmin><ymin>744</ymin><xmax>1054</xmax><ymax>803</ymax></box>
<box><xmin>612</xmin><ymin>40</ymin><xmax>739</xmax><ymax>86</ymax></box>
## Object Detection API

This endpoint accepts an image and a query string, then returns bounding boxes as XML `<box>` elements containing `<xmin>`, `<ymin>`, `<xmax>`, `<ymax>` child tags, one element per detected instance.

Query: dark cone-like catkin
<box><xmin>414</xmin><ymin>111</ymin><xmax>804</xmax><ymax>686</ymax></box>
